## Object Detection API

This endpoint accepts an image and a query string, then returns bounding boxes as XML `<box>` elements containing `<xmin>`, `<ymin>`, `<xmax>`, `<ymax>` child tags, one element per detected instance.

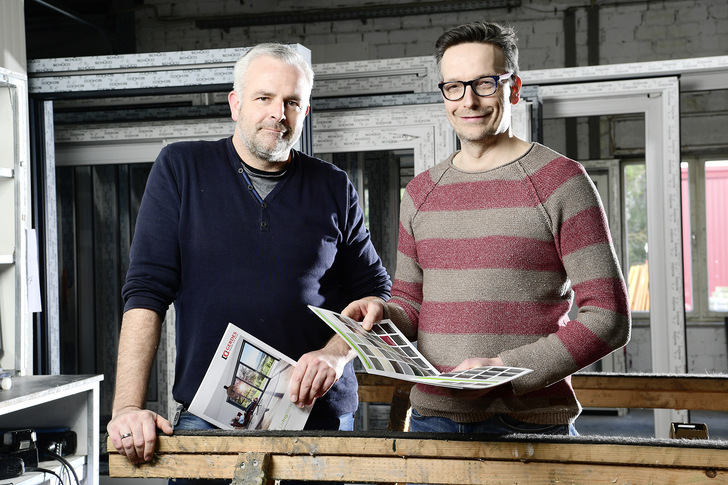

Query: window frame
<box><xmin>682</xmin><ymin>155</ymin><xmax>728</xmax><ymax>321</ymax></box>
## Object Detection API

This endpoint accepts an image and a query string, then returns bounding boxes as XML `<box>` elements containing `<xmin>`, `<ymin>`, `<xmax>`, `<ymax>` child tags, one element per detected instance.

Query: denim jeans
<box><xmin>406</xmin><ymin>409</ymin><xmax>577</xmax><ymax>485</ymax></box>
<box><xmin>169</xmin><ymin>411</ymin><xmax>355</xmax><ymax>485</ymax></box>
<box><xmin>408</xmin><ymin>408</ymin><xmax>579</xmax><ymax>436</ymax></box>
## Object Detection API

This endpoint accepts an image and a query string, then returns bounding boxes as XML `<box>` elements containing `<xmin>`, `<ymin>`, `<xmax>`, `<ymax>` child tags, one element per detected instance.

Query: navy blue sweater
<box><xmin>122</xmin><ymin>137</ymin><xmax>391</xmax><ymax>416</ymax></box>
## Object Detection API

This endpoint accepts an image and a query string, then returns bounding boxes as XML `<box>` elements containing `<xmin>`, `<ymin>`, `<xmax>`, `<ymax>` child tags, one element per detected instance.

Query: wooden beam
<box><xmin>232</xmin><ymin>452</ymin><xmax>271</xmax><ymax>485</ymax></box>
<box><xmin>571</xmin><ymin>373</ymin><xmax>728</xmax><ymax>410</ymax></box>
<box><xmin>114</xmin><ymin>433</ymin><xmax>728</xmax><ymax>467</ymax></box>
<box><xmin>108</xmin><ymin>433</ymin><xmax>728</xmax><ymax>484</ymax></box>
<box><xmin>357</xmin><ymin>372</ymin><xmax>728</xmax><ymax>411</ymax></box>
<box><xmin>111</xmin><ymin>453</ymin><xmax>727</xmax><ymax>484</ymax></box>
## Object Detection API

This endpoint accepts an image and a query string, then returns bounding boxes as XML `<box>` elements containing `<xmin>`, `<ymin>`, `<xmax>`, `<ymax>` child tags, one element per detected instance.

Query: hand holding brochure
<box><xmin>188</xmin><ymin>323</ymin><xmax>311</xmax><ymax>430</ymax></box>
<box><xmin>309</xmin><ymin>305</ymin><xmax>532</xmax><ymax>389</ymax></box>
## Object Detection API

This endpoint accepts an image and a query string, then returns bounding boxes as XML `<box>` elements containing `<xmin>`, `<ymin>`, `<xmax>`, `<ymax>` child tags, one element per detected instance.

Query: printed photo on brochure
<box><xmin>189</xmin><ymin>322</ymin><xmax>312</xmax><ymax>430</ymax></box>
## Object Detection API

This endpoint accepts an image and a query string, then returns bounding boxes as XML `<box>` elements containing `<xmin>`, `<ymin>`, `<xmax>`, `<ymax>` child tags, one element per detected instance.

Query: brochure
<box><xmin>188</xmin><ymin>323</ymin><xmax>311</xmax><ymax>430</ymax></box>
<box><xmin>308</xmin><ymin>305</ymin><xmax>532</xmax><ymax>389</ymax></box>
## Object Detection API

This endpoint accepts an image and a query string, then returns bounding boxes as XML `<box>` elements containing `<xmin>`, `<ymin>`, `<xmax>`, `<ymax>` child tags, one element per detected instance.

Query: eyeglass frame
<box><xmin>437</xmin><ymin>72</ymin><xmax>513</xmax><ymax>101</ymax></box>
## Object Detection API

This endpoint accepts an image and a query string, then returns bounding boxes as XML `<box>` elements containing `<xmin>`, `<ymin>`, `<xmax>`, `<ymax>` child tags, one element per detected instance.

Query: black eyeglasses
<box><xmin>438</xmin><ymin>73</ymin><xmax>513</xmax><ymax>101</ymax></box>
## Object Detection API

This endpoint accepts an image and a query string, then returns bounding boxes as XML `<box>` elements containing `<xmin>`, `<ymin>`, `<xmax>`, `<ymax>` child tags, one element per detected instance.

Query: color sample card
<box><xmin>308</xmin><ymin>306</ymin><xmax>532</xmax><ymax>389</ymax></box>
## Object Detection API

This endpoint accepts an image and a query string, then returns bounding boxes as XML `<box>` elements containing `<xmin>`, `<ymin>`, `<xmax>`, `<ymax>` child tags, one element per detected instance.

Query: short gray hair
<box><xmin>233</xmin><ymin>43</ymin><xmax>314</xmax><ymax>94</ymax></box>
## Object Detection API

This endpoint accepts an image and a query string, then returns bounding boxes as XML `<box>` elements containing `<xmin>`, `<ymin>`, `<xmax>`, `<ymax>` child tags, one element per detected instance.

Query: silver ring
<box><xmin>120</xmin><ymin>433</ymin><xmax>132</xmax><ymax>439</ymax></box>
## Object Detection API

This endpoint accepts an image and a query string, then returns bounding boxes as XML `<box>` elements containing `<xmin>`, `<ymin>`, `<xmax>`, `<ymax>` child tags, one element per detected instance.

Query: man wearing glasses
<box><xmin>344</xmin><ymin>21</ymin><xmax>631</xmax><ymax>436</ymax></box>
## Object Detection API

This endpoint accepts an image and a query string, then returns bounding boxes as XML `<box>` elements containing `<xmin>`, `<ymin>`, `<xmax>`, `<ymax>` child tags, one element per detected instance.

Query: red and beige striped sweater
<box><xmin>383</xmin><ymin>143</ymin><xmax>631</xmax><ymax>425</ymax></box>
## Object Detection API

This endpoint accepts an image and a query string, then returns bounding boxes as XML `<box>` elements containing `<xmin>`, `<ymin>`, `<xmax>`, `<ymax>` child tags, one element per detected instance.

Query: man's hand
<box><xmin>109</xmin><ymin>309</ymin><xmax>167</xmax><ymax>464</ymax></box>
<box><xmin>447</xmin><ymin>356</ymin><xmax>505</xmax><ymax>400</ymax></box>
<box><xmin>289</xmin><ymin>336</ymin><xmax>356</xmax><ymax>408</ymax></box>
<box><xmin>107</xmin><ymin>406</ymin><xmax>173</xmax><ymax>464</ymax></box>
<box><xmin>341</xmin><ymin>297</ymin><xmax>385</xmax><ymax>330</ymax></box>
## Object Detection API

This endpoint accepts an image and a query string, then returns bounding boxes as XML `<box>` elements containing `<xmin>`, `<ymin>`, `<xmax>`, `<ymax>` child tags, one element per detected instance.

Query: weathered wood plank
<box><xmin>357</xmin><ymin>373</ymin><xmax>728</xmax><ymax>411</ymax></box>
<box><xmin>571</xmin><ymin>373</ymin><xmax>728</xmax><ymax>392</ymax></box>
<box><xmin>108</xmin><ymin>434</ymin><xmax>728</xmax><ymax>471</ymax></box>
<box><xmin>267</xmin><ymin>455</ymin><xmax>726</xmax><ymax>484</ymax></box>
<box><xmin>231</xmin><ymin>452</ymin><xmax>271</xmax><ymax>485</ymax></box>
<box><xmin>574</xmin><ymin>388</ymin><xmax>728</xmax><ymax>410</ymax></box>
<box><xmin>109</xmin><ymin>451</ymin><xmax>728</xmax><ymax>484</ymax></box>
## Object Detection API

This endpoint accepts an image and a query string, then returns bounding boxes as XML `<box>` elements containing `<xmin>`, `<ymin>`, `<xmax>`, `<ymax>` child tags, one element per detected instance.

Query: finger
<box><xmin>340</xmin><ymin>301</ymin><xmax>363</xmax><ymax>320</ymax></box>
<box><xmin>451</xmin><ymin>358</ymin><xmax>480</xmax><ymax>373</ymax></box>
<box><xmin>306</xmin><ymin>367</ymin><xmax>331</xmax><ymax>400</ymax></box>
<box><xmin>110</xmin><ymin>432</ymin><xmax>127</xmax><ymax>454</ymax></box>
<box><xmin>313</xmin><ymin>371</ymin><xmax>337</xmax><ymax>401</ymax></box>
<box><xmin>141</xmin><ymin>413</ymin><xmax>159</xmax><ymax>462</ymax></box>
<box><xmin>450</xmin><ymin>363</ymin><xmax>469</xmax><ymax>373</ymax></box>
<box><xmin>296</xmin><ymin>365</ymin><xmax>320</xmax><ymax>407</ymax></box>
<box><xmin>118</xmin><ymin>416</ymin><xmax>150</xmax><ymax>463</ymax></box>
<box><xmin>289</xmin><ymin>359</ymin><xmax>310</xmax><ymax>404</ymax></box>
<box><xmin>120</xmin><ymin>430</ymin><xmax>140</xmax><ymax>464</ymax></box>
<box><xmin>108</xmin><ymin>419</ymin><xmax>136</xmax><ymax>454</ymax></box>
<box><xmin>361</xmin><ymin>302</ymin><xmax>383</xmax><ymax>330</ymax></box>
<box><xmin>107</xmin><ymin>426</ymin><xmax>124</xmax><ymax>452</ymax></box>
<box><xmin>361</xmin><ymin>313</ymin><xmax>378</xmax><ymax>330</ymax></box>
<box><xmin>131</xmin><ymin>430</ymin><xmax>147</xmax><ymax>464</ymax></box>
<box><xmin>155</xmin><ymin>414</ymin><xmax>174</xmax><ymax>435</ymax></box>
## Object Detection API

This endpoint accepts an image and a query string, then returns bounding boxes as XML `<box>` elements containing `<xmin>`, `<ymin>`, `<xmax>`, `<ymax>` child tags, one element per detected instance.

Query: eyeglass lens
<box><xmin>441</xmin><ymin>77</ymin><xmax>499</xmax><ymax>101</ymax></box>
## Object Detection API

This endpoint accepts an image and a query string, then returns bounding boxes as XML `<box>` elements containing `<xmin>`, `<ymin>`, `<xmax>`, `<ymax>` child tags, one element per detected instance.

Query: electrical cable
<box><xmin>31</xmin><ymin>466</ymin><xmax>64</xmax><ymax>484</ymax></box>
<box><xmin>47</xmin><ymin>450</ymin><xmax>79</xmax><ymax>485</ymax></box>
<box><xmin>39</xmin><ymin>448</ymin><xmax>80</xmax><ymax>485</ymax></box>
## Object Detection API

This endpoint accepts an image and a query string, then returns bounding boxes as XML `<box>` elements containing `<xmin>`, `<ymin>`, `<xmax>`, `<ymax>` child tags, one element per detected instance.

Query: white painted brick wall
<box><xmin>134</xmin><ymin>0</ymin><xmax>727</xmax><ymax>69</ymax></box>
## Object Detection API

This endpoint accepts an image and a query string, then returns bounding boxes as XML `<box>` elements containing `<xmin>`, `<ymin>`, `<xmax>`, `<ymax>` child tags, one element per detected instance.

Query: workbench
<box><xmin>108</xmin><ymin>430</ymin><xmax>728</xmax><ymax>484</ymax></box>
<box><xmin>108</xmin><ymin>372</ymin><xmax>728</xmax><ymax>484</ymax></box>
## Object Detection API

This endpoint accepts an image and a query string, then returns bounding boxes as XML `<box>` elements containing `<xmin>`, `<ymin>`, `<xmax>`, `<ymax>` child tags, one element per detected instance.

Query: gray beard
<box><xmin>239</xmin><ymin>130</ymin><xmax>295</xmax><ymax>162</ymax></box>
<box><xmin>246</xmin><ymin>139</ymin><xmax>290</xmax><ymax>162</ymax></box>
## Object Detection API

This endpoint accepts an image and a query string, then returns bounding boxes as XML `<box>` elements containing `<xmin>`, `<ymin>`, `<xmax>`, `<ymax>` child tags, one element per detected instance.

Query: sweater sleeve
<box><xmin>502</xmin><ymin>160</ymin><xmax>631</xmax><ymax>395</ymax></box>
<box><xmin>122</xmin><ymin>145</ymin><xmax>182</xmax><ymax>315</ymax></box>
<box><xmin>385</xmin><ymin>188</ymin><xmax>423</xmax><ymax>341</ymax></box>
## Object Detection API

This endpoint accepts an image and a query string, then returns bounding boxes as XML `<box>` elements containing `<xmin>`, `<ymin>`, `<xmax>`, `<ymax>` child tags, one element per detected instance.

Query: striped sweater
<box><xmin>384</xmin><ymin>143</ymin><xmax>631</xmax><ymax>425</ymax></box>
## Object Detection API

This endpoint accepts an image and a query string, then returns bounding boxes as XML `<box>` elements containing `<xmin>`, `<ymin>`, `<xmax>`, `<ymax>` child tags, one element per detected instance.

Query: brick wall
<box><xmin>134</xmin><ymin>0</ymin><xmax>727</xmax><ymax>67</ymax></box>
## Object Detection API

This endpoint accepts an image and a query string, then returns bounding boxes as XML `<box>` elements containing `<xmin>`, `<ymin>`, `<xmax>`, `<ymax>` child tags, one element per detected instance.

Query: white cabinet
<box><xmin>0</xmin><ymin>66</ymin><xmax>32</xmax><ymax>376</ymax></box>
<box><xmin>0</xmin><ymin>375</ymin><xmax>103</xmax><ymax>485</ymax></box>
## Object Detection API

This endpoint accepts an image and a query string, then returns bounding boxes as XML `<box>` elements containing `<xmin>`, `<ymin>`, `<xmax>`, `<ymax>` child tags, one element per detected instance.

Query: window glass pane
<box><xmin>706</xmin><ymin>160</ymin><xmax>728</xmax><ymax>312</ymax></box>
<box><xmin>329</xmin><ymin>150</ymin><xmax>411</xmax><ymax>276</ymax></box>
<box><xmin>681</xmin><ymin>163</ymin><xmax>692</xmax><ymax>312</ymax></box>
<box><xmin>624</xmin><ymin>163</ymin><xmax>649</xmax><ymax>312</ymax></box>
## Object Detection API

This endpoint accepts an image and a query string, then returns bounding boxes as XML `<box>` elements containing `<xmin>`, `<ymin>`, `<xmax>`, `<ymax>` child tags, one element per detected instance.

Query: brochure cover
<box><xmin>308</xmin><ymin>305</ymin><xmax>532</xmax><ymax>390</ymax></box>
<box><xmin>188</xmin><ymin>323</ymin><xmax>311</xmax><ymax>430</ymax></box>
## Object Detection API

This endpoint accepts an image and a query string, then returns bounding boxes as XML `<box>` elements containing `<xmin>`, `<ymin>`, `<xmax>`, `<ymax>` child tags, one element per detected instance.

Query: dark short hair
<box><xmin>434</xmin><ymin>21</ymin><xmax>520</xmax><ymax>82</ymax></box>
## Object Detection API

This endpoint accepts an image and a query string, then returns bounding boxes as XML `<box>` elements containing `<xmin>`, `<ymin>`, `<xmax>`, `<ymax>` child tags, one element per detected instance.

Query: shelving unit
<box><xmin>0</xmin><ymin>166</ymin><xmax>15</xmax><ymax>266</ymax></box>
<box><xmin>0</xmin><ymin>66</ymin><xmax>31</xmax><ymax>376</ymax></box>
<box><xmin>0</xmin><ymin>375</ymin><xmax>103</xmax><ymax>485</ymax></box>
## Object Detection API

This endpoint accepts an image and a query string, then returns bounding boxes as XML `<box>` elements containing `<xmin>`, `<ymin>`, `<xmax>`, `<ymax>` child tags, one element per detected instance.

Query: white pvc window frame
<box><xmin>540</xmin><ymin>77</ymin><xmax>685</xmax><ymax>437</ymax></box>
<box><xmin>311</xmin><ymin>103</ymin><xmax>456</xmax><ymax>175</ymax></box>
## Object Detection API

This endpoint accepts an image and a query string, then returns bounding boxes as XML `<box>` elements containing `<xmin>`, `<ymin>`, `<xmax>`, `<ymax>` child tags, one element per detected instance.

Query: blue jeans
<box><xmin>169</xmin><ymin>411</ymin><xmax>355</xmax><ymax>485</ymax></box>
<box><xmin>175</xmin><ymin>410</ymin><xmax>355</xmax><ymax>431</ymax></box>
<box><xmin>408</xmin><ymin>408</ymin><xmax>579</xmax><ymax>436</ymax></box>
<box><xmin>407</xmin><ymin>410</ymin><xmax>577</xmax><ymax>485</ymax></box>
